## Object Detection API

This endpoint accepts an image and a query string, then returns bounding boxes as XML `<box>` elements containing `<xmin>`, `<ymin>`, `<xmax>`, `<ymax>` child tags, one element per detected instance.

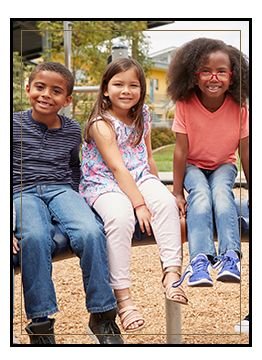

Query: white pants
<box><xmin>93</xmin><ymin>179</ymin><xmax>181</xmax><ymax>290</ymax></box>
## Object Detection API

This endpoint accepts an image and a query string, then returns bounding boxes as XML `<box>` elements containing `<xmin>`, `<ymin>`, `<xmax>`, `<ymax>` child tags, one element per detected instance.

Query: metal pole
<box><xmin>73</xmin><ymin>86</ymin><xmax>100</xmax><ymax>93</ymax></box>
<box><xmin>160</xmin><ymin>258</ymin><xmax>182</xmax><ymax>344</ymax></box>
<box><xmin>165</xmin><ymin>299</ymin><xmax>182</xmax><ymax>344</ymax></box>
<box><xmin>63</xmin><ymin>21</ymin><xmax>73</xmax><ymax>117</ymax></box>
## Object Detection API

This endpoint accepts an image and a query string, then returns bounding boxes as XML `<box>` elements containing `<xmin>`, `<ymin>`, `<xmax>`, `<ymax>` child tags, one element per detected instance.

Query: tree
<box><xmin>35</xmin><ymin>21</ymin><xmax>152</xmax><ymax>129</ymax></box>
<box><xmin>13</xmin><ymin>52</ymin><xmax>33</xmax><ymax>112</ymax></box>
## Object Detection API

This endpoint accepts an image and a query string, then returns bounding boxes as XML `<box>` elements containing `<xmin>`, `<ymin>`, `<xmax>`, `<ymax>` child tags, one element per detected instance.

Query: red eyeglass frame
<box><xmin>197</xmin><ymin>71</ymin><xmax>233</xmax><ymax>81</ymax></box>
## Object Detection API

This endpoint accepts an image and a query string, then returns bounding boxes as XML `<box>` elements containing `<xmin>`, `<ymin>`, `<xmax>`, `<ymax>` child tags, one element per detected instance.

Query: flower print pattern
<box><xmin>79</xmin><ymin>105</ymin><xmax>158</xmax><ymax>206</ymax></box>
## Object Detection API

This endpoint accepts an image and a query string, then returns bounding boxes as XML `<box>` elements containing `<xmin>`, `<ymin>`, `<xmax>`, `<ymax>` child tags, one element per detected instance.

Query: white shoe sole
<box><xmin>86</xmin><ymin>325</ymin><xmax>100</xmax><ymax>344</ymax></box>
<box><xmin>216</xmin><ymin>270</ymin><xmax>240</xmax><ymax>283</ymax></box>
<box><xmin>187</xmin><ymin>278</ymin><xmax>213</xmax><ymax>287</ymax></box>
<box><xmin>234</xmin><ymin>321</ymin><xmax>249</xmax><ymax>333</ymax></box>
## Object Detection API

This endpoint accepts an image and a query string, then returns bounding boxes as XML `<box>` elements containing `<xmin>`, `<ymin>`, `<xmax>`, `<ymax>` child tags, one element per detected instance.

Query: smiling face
<box><xmin>103</xmin><ymin>68</ymin><xmax>141</xmax><ymax>123</ymax></box>
<box><xmin>196</xmin><ymin>50</ymin><xmax>233</xmax><ymax>111</ymax></box>
<box><xmin>26</xmin><ymin>70</ymin><xmax>72</xmax><ymax>126</ymax></box>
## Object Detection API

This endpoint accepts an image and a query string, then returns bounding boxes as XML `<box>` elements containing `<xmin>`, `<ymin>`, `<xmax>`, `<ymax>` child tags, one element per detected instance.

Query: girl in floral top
<box><xmin>79</xmin><ymin>58</ymin><xmax>187</xmax><ymax>333</ymax></box>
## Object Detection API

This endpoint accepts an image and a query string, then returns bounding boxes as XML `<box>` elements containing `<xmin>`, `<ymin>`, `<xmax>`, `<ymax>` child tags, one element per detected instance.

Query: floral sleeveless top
<box><xmin>79</xmin><ymin>105</ymin><xmax>158</xmax><ymax>206</ymax></box>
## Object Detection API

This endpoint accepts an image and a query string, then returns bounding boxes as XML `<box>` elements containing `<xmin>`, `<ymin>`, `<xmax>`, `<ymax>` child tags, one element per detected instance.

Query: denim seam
<box><xmin>27</xmin><ymin>306</ymin><xmax>59</xmax><ymax>320</ymax></box>
<box><xmin>190</xmin><ymin>251</ymin><xmax>217</xmax><ymax>262</ymax></box>
<box><xmin>88</xmin><ymin>302</ymin><xmax>117</xmax><ymax>314</ymax></box>
<box><xmin>40</xmin><ymin>191</ymin><xmax>53</xmax><ymax>275</ymax></box>
<box><xmin>48</xmin><ymin>207</ymin><xmax>82</xmax><ymax>258</ymax></box>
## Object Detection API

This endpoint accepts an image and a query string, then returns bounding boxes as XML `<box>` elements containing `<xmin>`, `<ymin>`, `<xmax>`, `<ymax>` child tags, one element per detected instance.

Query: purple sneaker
<box><xmin>215</xmin><ymin>250</ymin><xmax>241</xmax><ymax>283</ymax></box>
<box><xmin>172</xmin><ymin>254</ymin><xmax>213</xmax><ymax>288</ymax></box>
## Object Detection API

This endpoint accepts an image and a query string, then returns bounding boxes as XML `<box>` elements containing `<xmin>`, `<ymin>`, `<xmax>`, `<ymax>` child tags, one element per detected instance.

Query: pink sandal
<box><xmin>161</xmin><ymin>269</ymin><xmax>188</xmax><ymax>305</ymax></box>
<box><xmin>116</xmin><ymin>294</ymin><xmax>146</xmax><ymax>333</ymax></box>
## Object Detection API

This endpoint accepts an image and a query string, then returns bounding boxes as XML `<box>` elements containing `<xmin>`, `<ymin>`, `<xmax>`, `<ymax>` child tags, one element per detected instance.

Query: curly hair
<box><xmin>28</xmin><ymin>61</ymin><xmax>74</xmax><ymax>96</ymax></box>
<box><xmin>166</xmin><ymin>38</ymin><xmax>249</xmax><ymax>106</ymax></box>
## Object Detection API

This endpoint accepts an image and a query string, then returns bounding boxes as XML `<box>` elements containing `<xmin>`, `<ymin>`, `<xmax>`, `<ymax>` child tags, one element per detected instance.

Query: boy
<box><xmin>13</xmin><ymin>62</ymin><xmax>123</xmax><ymax>345</ymax></box>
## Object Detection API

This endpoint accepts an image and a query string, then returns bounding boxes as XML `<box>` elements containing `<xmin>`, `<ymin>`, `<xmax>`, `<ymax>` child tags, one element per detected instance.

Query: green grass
<box><xmin>153</xmin><ymin>144</ymin><xmax>241</xmax><ymax>172</ymax></box>
<box><xmin>153</xmin><ymin>145</ymin><xmax>175</xmax><ymax>172</ymax></box>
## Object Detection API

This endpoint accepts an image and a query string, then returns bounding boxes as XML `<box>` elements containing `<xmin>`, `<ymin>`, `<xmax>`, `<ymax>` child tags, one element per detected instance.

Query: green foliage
<box><xmin>151</xmin><ymin>127</ymin><xmax>176</xmax><ymax>150</ymax></box>
<box><xmin>35</xmin><ymin>21</ymin><xmax>153</xmax><ymax>120</ymax></box>
<box><xmin>13</xmin><ymin>52</ymin><xmax>33</xmax><ymax>112</ymax></box>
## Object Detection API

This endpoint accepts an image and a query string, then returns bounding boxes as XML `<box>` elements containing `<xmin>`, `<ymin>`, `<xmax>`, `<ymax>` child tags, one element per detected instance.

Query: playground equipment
<box><xmin>14</xmin><ymin>27</ymin><xmax>249</xmax><ymax>343</ymax></box>
<box><xmin>13</xmin><ymin>196</ymin><xmax>249</xmax><ymax>344</ymax></box>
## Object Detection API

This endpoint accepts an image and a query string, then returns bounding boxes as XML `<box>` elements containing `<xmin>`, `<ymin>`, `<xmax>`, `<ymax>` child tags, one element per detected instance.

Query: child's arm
<box><xmin>173</xmin><ymin>133</ymin><xmax>189</xmax><ymax>217</ymax></box>
<box><xmin>145</xmin><ymin>126</ymin><xmax>158</xmax><ymax>178</ymax></box>
<box><xmin>90</xmin><ymin>120</ymin><xmax>152</xmax><ymax>235</ymax></box>
<box><xmin>238</xmin><ymin>136</ymin><xmax>249</xmax><ymax>203</ymax></box>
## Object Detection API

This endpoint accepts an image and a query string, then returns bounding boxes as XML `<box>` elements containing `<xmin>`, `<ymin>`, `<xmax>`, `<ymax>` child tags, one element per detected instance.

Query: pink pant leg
<box><xmin>139</xmin><ymin>179</ymin><xmax>182</xmax><ymax>269</ymax></box>
<box><xmin>93</xmin><ymin>192</ymin><xmax>135</xmax><ymax>290</ymax></box>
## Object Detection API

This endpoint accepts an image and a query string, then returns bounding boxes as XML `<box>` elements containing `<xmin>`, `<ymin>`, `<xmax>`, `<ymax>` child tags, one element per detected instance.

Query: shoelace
<box><xmin>100</xmin><ymin>319</ymin><xmax>121</xmax><ymax>335</ymax></box>
<box><xmin>171</xmin><ymin>257</ymin><xmax>209</xmax><ymax>289</ymax></box>
<box><xmin>34</xmin><ymin>334</ymin><xmax>55</xmax><ymax>344</ymax></box>
<box><xmin>212</xmin><ymin>254</ymin><xmax>238</xmax><ymax>271</ymax></box>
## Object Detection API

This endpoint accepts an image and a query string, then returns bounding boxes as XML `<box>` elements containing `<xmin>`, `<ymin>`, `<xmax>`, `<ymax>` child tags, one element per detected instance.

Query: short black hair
<box><xmin>166</xmin><ymin>38</ymin><xmax>249</xmax><ymax>106</ymax></box>
<box><xmin>28</xmin><ymin>61</ymin><xmax>74</xmax><ymax>96</ymax></box>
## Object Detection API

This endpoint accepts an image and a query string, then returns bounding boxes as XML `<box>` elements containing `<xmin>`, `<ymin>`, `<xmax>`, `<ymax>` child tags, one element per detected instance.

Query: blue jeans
<box><xmin>184</xmin><ymin>163</ymin><xmax>240</xmax><ymax>261</ymax></box>
<box><xmin>13</xmin><ymin>185</ymin><xmax>116</xmax><ymax>320</ymax></box>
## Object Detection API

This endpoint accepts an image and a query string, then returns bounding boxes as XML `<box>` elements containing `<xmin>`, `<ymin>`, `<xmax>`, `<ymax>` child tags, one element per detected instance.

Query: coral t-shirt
<box><xmin>172</xmin><ymin>93</ymin><xmax>249</xmax><ymax>170</ymax></box>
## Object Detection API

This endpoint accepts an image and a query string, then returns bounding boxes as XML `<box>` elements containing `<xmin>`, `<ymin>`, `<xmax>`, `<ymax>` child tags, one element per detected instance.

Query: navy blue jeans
<box><xmin>184</xmin><ymin>163</ymin><xmax>240</xmax><ymax>261</ymax></box>
<box><xmin>13</xmin><ymin>184</ymin><xmax>116</xmax><ymax>319</ymax></box>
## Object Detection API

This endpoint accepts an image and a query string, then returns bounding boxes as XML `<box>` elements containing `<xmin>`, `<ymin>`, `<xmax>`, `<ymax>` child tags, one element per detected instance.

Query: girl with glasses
<box><xmin>166</xmin><ymin>38</ymin><xmax>249</xmax><ymax>287</ymax></box>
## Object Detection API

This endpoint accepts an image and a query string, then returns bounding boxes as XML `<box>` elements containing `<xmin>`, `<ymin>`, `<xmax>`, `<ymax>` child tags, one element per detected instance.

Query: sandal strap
<box><xmin>118</xmin><ymin>306</ymin><xmax>145</xmax><ymax>330</ymax></box>
<box><xmin>162</xmin><ymin>269</ymin><xmax>181</xmax><ymax>285</ymax></box>
<box><xmin>122</xmin><ymin>314</ymin><xmax>145</xmax><ymax>330</ymax></box>
<box><xmin>118</xmin><ymin>306</ymin><xmax>139</xmax><ymax>320</ymax></box>
<box><xmin>163</xmin><ymin>269</ymin><xmax>181</xmax><ymax>277</ymax></box>
<box><xmin>167</xmin><ymin>284</ymin><xmax>188</xmax><ymax>302</ymax></box>
<box><xmin>116</xmin><ymin>294</ymin><xmax>131</xmax><ymax>303</ymax></box>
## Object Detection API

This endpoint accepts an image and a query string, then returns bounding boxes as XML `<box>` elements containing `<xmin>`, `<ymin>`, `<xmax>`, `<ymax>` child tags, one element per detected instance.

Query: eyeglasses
<box><xmin>197</xmin><ymin>71</ymin><xmax>233</xmax><ymax>81</ymax></box>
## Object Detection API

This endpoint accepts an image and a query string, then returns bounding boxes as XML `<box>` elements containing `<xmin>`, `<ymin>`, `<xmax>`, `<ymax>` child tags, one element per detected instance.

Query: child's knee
<box><xmin>189</xmin><ymin>185</ymin><xmax>211</xmax><ymax>213</ymax></box>
<box><xmin>158</xmin><ymin>191</ymin><xmax>178</xmax><ymax>214</ymax></box>
<box><xmin>145</xmin><ymin>182</ymin><xmax>177</xmax><ymax>213</ymax></box>
<box><xmin>112</xmin><ymin>209</ymin><xmax>134</xmax><ymax>232</ymax></box>
<box><xmin>104</xmin><ymin>207</ymin><xmax>135</xmax><ymax>239</ymax></box>
<box><xmin>212</xmin><ymin>185</ymin><xmax>234</xmax><ymax>211</ymax></box>
<box><xmin>18</xmin><ymin>228</ymin><xmax>55</xmax><ymax>264</ymax></box>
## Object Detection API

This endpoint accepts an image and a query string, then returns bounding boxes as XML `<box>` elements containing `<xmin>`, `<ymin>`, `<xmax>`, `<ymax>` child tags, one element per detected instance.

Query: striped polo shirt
<box><xmin>13</xmin><ymin>109</ymin><xmax>82</xmax><ymax>194</ymax></box>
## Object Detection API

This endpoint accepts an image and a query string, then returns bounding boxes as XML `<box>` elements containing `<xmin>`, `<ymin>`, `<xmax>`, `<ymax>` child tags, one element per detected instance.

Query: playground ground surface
<box><xmin>13</xmin><ymin>187</ymin><xmax>249</xmax><ymax>345</ymax></box>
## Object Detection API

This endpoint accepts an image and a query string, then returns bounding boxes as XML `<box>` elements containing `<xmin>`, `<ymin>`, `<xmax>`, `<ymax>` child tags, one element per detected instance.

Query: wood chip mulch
<box><xmin>13</xmin><ymin>188</ymin><xmax>249</xmax><ymax>345</ymax></box>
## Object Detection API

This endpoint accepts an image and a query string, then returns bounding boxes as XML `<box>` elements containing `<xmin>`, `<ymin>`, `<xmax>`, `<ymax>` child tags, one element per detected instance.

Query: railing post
<box><xmin>63</xmin><ymin>21</ymin><xmax>73</xmax><ymax>117</ymax></box>
<box><xmin>165</xmin><ymin>298</ymin><xmax>182</xmax><ymax>344</ymax></box>
<box><xmin>161</xmin><ymin>256</ymin><xmax>182</xmax><ymax>344</ymax></box>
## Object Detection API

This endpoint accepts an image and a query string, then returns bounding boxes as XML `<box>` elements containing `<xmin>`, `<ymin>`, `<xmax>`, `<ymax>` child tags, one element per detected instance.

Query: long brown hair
<box><xmin>83</xmin><ymin>58</ymin><xmax>147</xmax><ymax>146</ymax></box>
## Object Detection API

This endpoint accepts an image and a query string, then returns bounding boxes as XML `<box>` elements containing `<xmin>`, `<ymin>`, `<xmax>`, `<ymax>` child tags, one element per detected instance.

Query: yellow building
<box><xmin>146</xmin><ymin>47</ymin><xmax>178</xmax><ymax>127</ymax></box>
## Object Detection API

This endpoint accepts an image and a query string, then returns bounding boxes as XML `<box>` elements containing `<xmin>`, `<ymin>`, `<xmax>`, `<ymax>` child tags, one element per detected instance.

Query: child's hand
<box><xmin>135</xmin><ymin>205</ymin><xmax>152</xmax><ymax>236</ymax></box>
<box><xmin>13</xmin><ymin>233</ymin><xmax>19</xmax><ymax>254</ymax></box>
<box><xmin>176</xmin><ymin>195</ymin><xmax>187</xmax><ymax>218</ymax></box>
